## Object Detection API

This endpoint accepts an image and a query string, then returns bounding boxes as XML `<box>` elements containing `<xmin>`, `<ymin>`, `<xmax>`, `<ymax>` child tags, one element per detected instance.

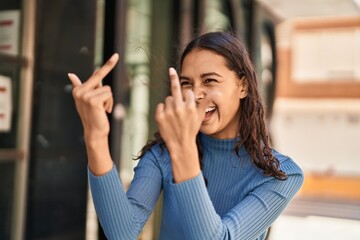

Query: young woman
<box><xmin>68</xmin><ymin>31</ymin><xmax>303</xmax><ymax>240</ymax></box>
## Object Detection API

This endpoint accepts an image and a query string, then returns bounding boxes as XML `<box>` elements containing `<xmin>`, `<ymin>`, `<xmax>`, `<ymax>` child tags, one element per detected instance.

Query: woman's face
<box><xmin>180</xmin><ymin>49</ymin><xmax>247</xmax><ymax>139</ymax></box>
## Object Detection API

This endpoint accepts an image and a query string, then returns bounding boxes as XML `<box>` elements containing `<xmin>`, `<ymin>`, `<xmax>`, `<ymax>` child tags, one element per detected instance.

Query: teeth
<box><xmin>205</xmin><ymin>106</ymin><xmax>216</xmax><ymax>113</ymax></box>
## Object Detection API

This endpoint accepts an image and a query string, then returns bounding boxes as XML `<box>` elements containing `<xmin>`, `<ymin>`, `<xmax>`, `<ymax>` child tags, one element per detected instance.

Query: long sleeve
<box><xmin>171</xmin><ymin>159</ymin><xmax>304</xmax><ymax>240</ymax></box>
<box><xmin>88</xmin><ymin>150</ymin><xmax>162</xmax><ymax>240</ymax></box>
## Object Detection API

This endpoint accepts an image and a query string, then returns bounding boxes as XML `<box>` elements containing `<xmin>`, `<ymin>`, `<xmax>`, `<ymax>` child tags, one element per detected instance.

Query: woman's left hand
<box><xmin>155</xmin><ymin>68</ymin><xmax>209</xmax><ymax>182</ymax></box>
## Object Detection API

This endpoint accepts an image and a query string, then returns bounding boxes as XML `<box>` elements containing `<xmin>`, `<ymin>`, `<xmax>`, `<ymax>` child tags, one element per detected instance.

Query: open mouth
<box><xmin>204</xmin><ymin>106</ymin><xmax>216</xmax><ymax>120</ymax></box>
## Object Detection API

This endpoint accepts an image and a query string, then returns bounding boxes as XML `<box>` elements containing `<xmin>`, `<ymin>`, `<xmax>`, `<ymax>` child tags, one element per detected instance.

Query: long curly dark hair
<box><xmin>135</xmin><ymin>31</ymin><xmax>287</xmax><ymax>180</ymax></box>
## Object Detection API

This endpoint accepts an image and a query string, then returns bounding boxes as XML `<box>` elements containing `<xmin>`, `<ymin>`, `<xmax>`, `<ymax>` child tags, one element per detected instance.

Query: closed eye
<box><xmin>180</xmin><ymin>80</ymin><xmax>192</xmax><ymax>88</ymax></box>
<box><xmin>204</xmin><ymin>78</ymin><xmax>218</xmax><ymax>84</ymax></box>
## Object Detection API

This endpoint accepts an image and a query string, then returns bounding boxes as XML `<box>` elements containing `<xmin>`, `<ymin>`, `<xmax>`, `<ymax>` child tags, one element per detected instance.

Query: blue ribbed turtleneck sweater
<box><xmin>89</xmin><ymin>133</ymin><xmax>304</xmax><ymax>239</ymax></box>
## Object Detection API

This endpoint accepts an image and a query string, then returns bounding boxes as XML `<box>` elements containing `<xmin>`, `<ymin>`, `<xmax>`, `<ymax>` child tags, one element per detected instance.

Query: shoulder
<box><xmin>252</xmin><ymin>150</ymin><xmax>304</xmax><ymax>198</ymax></box>
<box><xmin>137</xmin><ymin>143</ymin><xmax>171</xmax><ymax>168</ymax></box>
<box><xmin>272</xmin><ymin>149</ymin><xmax>304</xmax><ymax>177</ymax></box>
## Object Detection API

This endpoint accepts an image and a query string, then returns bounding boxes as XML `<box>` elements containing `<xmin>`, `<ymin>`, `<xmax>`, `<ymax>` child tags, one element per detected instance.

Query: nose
<box><xmin>193</xmin><ymin>85</ymin><xmax>206</xmax><ymax>102</ymax></box>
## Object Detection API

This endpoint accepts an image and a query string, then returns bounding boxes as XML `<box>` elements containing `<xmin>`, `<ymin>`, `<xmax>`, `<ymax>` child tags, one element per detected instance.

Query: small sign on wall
<box><xmin>0</xmin><ymin>75</ymin><xmax>12</xmax><ymax>132</ymax></box>
<box><xmin>0</xmin><ymin>10</ymin><xmax>20</xmax><ymax>56</ymax></box>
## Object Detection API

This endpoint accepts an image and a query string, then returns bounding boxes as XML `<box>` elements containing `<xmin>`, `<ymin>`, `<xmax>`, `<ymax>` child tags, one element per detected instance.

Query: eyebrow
<box><xmin>180</xmin><ymin>72</ymin><xmax>223</xmax><ymax>80</ymax></box>
<box><xmin>200</xmin><ymin>72</ymin><xmax>222</xmax><ymax>78</ymax></box>
<box><xmin>179</xmin><ymin>76</ymin><xmax>191</xmax><ymax>81</ymax></box>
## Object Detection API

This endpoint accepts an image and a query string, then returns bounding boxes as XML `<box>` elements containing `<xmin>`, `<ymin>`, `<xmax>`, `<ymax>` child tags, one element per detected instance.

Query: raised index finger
<box><xmin>83</xmin><ymin>53</ymin><xmax>119</xmax><ymax>89</ymax></box>
<box><xmin>169</xmin><ymin>67</ymin><xmax>183</xmax><ymax>102</ymax></box>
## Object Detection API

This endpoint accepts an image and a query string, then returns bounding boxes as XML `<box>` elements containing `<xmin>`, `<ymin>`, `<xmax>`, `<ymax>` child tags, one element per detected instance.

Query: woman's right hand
<box><xmin>67</xmin><ymin>54</ymin><xmax>119</xmax><ymax>175</ymax></box>
<box><xmin>67</xmin><ymin>53</ymin><xmax>119</xmax><ymax>144</ymax></box>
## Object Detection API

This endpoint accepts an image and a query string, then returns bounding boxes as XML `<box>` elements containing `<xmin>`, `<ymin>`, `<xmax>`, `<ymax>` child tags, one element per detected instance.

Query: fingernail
<box><xmin>111</xmin><ymin>53</ymin><xmax>119</xmax><ymax>60</ymax></box>
<box><xmin>169</xmin><ymin>67</ymin><xmax>176</xmax><ymax>75</ymax></box>
<box><xmin>67</xmin><ymin>73</ymin><xmax>74</xmax><ymax>78</ymax></box>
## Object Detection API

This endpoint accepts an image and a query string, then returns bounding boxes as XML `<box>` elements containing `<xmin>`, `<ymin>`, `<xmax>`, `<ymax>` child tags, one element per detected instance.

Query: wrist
<box><xmin>84</xmin><ymin>136</ymin><xmax>109</xmax><ymax>150</ymax></box>
<box><xmin>84</xmin><ymin>136</ymin><xmax>113</xmax><ymax>176</ymax></box>
<box><xmin>84</xmin><ymin>127</ymin><xmax>109</xmax><ymax>144</ymax></box>
<box><xmin>169</xmin><ymin>141</ymin><xmax>201</xmax><ymax>183</ymax></box>
<box><xmin>167</xmin><ymin>138</ymin><xmax>197</xmax><ymax>156</ymax></box>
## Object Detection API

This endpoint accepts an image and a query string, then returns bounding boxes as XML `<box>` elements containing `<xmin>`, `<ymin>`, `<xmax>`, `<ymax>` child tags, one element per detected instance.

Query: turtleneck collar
<box><xmin>199</xmin><ymin>132</ymin><xmax>241</xmax><ymax>154</ymax></box>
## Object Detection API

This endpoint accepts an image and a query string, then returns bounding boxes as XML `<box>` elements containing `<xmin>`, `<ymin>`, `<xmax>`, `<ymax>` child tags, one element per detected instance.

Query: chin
<box><xmin>199</xmin><ymin>126</ymin><xmax>217</xmax><ymax>136</ymax></box>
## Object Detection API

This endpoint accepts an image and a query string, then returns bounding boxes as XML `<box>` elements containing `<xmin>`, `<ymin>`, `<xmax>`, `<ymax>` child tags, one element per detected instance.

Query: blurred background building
<box><xmin>0</xmin><ymin>0</ymin><xmax>359</xmax><ymax>239</ymax></box>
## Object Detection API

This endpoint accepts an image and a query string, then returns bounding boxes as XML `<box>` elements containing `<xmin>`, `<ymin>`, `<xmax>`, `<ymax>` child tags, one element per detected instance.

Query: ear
<box><xmin>238</xmin><ymin>80</ymin><xmax>248</xmax><ymax>99</ymax></box>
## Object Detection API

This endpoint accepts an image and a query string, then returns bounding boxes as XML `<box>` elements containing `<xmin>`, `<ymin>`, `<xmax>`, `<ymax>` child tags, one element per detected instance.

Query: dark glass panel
<box><xmin>26</xmin><ymin>0</ymin><xmax>97</xmax><ymax>239</ymax></box>
<box><xmin>0</xmin><ymin>161</ymin><xmax>15</xmax><ymax>240</ymax></box>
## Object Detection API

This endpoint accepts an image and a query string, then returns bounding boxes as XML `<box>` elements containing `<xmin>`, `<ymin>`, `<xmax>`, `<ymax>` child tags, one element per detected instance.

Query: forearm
<box><xmin>171</xmin><ymin>173</ymin><xmax>227</xmax><ymax>239</ymax></box>
<box><xmin>89</xmin><ymin>166</ymin><xmax>139</xmax><ymax>239</ymax></box>
<box><xmin>85</xmin><ymin>137</ymin><xmax>113</xmax><ymax>176</ymax></box>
